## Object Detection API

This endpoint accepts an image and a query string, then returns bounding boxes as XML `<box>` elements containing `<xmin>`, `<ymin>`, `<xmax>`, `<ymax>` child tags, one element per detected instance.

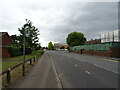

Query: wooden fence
<box><xmin>0</xmin><ymin>57</ymin><xmax>36</xmax><ymax>86</ymax></box>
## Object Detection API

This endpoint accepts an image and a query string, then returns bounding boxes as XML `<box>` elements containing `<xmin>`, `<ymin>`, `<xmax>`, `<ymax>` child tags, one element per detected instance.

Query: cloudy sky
<box><xmin>0</xmin><ymin>0</ymin><xmax>119</xmax><ymax>46</ymax></box>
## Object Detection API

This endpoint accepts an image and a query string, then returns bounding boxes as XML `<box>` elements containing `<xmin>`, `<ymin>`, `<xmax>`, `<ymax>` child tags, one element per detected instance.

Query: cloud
<box><xmin>0</xmin><ymin>0</ymin><xmax>118</xmax><ymax>46</ymax></box>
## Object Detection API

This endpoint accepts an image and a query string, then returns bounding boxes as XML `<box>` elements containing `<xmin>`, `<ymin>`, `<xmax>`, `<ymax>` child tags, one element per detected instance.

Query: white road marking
<box><xmin>86</xmin><ymin>71</ymin><xmax>91</xmax><ymax>74</ymax></box>
<box><xmin>94</xmin><ymin>64</ymin><xmax>98</xmax><ymax>66</ymax></box>
<box><xmin>50</xmin><ymin>55</ymin><xmax>63</xmax><ymax>88</ymax></box>
<box><xmin>74</xmin><ymin>64</ymin><xmax>78</xmax><ymax>67</ymax></box>
<box><xmin>93</xmin><ymin>64</ymin><xmax>120</xmax><ymax>74</ymax></box>
<box><xmin>103</xmin><ymin>59</ymin><xmax>118</xmax><ymax>63</ymax></box>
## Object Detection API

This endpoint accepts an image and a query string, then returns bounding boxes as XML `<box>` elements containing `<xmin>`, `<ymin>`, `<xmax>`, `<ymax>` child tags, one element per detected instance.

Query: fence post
<box><xmin>33</xmin><ymin>57</ymin><xmax>35</xmax><ymax>62</ymax></box>
<box><xmin>30</xmin><ymin>59</ymin><xmax>32</xmax><ymax>65</ymax></box>
<box><xmin>7</xmin><ymin>68</ymin><xmax>11</xmax><ymax>84</ymax></box>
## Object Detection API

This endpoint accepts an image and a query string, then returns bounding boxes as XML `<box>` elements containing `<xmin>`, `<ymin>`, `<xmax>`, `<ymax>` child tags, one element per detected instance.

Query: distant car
<box><xmin>60</xmin><ymin>49</ymin><xmax>65</xmax><ymax>51</ymax></box>
<box><xmin>65</xmin><ymin>49</ymin><xmax>68</xmax><ymax>51</ymax></box>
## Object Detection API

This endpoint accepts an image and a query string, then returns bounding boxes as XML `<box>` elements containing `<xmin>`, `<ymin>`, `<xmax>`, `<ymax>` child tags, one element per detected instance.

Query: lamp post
<box><xmin>22</xmin><ymin>25</ymin><xmax>29</xmax><ymax>76</ymax></box>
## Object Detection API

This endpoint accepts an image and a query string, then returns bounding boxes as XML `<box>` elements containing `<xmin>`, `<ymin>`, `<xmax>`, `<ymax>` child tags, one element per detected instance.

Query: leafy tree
<box><xmin>18</xmin><ymin>19</ymin><xmax>40</xmax><ymax>50</ymax></box>
<box><xmin>66</xmin><ymin>32</ymin><xmax>86</xmax><ymax>47</ymax></box>
<box><xmin>11</xmin><ymin>35</ymin><xmax>19</xmax><ymax>44</ymax></box>
<box><xmin>48</xmin><ymin>42</ymin><xmax>54</xmax><ymax>50</ymax></box>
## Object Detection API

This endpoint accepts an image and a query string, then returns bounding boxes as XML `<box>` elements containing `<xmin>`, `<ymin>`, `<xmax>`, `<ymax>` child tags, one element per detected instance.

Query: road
<box><xmin>47</xmin><ymin>50</ymin><xmax>119</xmax><ymax>88</ymax></box>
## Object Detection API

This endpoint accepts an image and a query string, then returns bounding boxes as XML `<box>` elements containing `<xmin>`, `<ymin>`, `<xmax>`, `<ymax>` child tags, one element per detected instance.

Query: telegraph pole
<box><xmin>22</xmin><ymin>23</ymin><xmax>29</xmax><ymax>76</ymax></box>
<box><xmin>22</xmin><ymin>27</ymin><xmax>26</xmax><ymax>76</ymax></box>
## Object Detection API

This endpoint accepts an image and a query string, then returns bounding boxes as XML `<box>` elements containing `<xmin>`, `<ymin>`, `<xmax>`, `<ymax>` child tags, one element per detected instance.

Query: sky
<box><xmin>0</xmin><ymin>0</ymin><xmax>119</xmax><ymax>47</ymax></box>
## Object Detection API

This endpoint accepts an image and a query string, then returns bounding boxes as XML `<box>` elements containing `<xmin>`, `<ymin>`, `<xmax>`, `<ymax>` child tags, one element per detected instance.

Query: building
<box><xmin>85</xmin><ymin>39</ymin><xmax>101</xmax><ymax>45</ymax></box>
<box><xmin>54</xmin><ymin>43</ymin><xmax>68</xmax><ymax>50</ymax></box>
<box><xmin>0</xmin><ymin>32</ymin><xmax>12</xmax><ymax>58</ymax></box>
<box><xmin>101</xmin><ymin>30</ymin><xmax>120</xmax><ymax>43</ymax></box>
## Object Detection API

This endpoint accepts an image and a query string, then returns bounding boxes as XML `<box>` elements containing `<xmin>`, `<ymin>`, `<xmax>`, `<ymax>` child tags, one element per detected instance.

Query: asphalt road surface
<box><xmin>47</xmin><ymin>50</ymin><xmax>119</xmax><ymax>88</ymax></box>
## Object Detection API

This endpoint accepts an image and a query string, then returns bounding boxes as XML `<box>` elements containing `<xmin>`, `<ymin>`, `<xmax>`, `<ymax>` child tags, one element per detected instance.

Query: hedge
<box><xmin>6</xmin><ymin>45</ymin><xmax>32</xmax><ymax>57</ymax></box>
<box><xmin>6</xmin><ymin>45</ymin><xmax>21</xmax><ymax>57</ymax></box>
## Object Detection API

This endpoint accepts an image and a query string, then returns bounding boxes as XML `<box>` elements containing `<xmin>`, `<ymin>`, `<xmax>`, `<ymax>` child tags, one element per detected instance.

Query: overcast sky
<box><xmin>0</xmin><ymin>0</ymin><xmax>119</xmax><ymax>46</ymax></box>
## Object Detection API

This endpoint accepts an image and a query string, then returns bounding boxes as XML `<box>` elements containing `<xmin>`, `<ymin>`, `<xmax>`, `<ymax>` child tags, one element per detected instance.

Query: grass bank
<box><xmin>2</xmin><ymin>50</ymin><xmax>44</xmax><ymax>71</ymax></box>
<box><xmin>1</xmin><ymin>50</ymin><xmax>44</xmax><ymax>88</ymax></box>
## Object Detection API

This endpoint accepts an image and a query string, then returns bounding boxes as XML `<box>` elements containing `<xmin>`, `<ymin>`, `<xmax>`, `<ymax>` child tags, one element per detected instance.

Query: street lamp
<box><xmin>22</xmin><ymin>25</ymin><xmax>29</xmax><ymax>76</ymax></box>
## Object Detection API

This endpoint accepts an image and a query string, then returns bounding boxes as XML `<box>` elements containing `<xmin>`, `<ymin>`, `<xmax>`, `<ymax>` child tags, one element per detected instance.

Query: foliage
<box><xmin>6</xmin><ymin>45</ymin><xmax>21</xmax><ymax>57</ymax></box>
<box><xmin>66</xmin><ymin>32</ymin><xmax>86</xmax><ymax>47</ymax></box>
<box><xmin>48</xmin><ymin>42</ymin><xmax>54</xmax><ymax>50</ymax></box>
<box><xmin>2</xmin><ymin>50</ymin><xmax>44</xmax><ymax>71</ymax></box>
<box><xmin>18</xmin><ymin>19</ymin><xmax>40</xmax><ymax>49</ymax></box>
<box><xmin>10</xmin><ymin>35</ymin><xmax>20</xmax><ymax>44</ymax></box>
<box><xmin>9</xmin><ymin>19</ymin><xmax>41</xmax><ymax>57</ymax></box>
<box><xmin>20</xmin><ymin>47</ymin><xmax>32</xmax><ymax>55</ymax></box>
<box><xmin>34</xmin><ymin>43</ymin><xmax>41</xmax><ymax>50</ymax></box>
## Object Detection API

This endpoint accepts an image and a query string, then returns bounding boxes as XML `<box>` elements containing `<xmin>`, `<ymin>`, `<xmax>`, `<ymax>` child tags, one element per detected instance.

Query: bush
<box><xmin>26</xmin><ymin>48</ymin><xmax>32</xmax><ymax>55</ymax></box>
<box><xmin>6</xmin><ymin>45</ymin><xmax>22</xmax><ymax>57</ymax></box>
<box><xmin>20</xmin><ymin>47</ymin><xmax>32</xmax><ymax>55</ymax></box>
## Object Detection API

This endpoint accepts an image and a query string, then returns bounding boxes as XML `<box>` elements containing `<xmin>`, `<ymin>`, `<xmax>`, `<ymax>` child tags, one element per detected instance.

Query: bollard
<box><xmin>7</xmin><ymin>68</ymin><xmax>11</xmax><ymax>84</ymax></box>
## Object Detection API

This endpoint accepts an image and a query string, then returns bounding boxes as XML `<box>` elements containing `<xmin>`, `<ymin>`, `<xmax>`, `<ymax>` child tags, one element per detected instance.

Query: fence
<box><xmin>0</xmin><ymin>57</ymin><xmax>36</xmax><ymax>87</ymax></box>
<box><xmin>70</xmin><ymin>42</ymin><xmax>120</xmax><ymax>51</ymax></box>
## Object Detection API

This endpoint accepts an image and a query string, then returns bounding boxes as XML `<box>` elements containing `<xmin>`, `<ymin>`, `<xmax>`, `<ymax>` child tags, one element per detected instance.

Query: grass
<box><xmin>2</xmin><ymin>62</ymin><xmax>21</xmax><ymax>71</ymax></box>
<box><xmin>1</xmin><ymin>50</ymin><xmax>44</xmax><ymax>88</ymax></box>
<box><xmin>2</xmin><ymin>50</ymin><xmax>44</xmax><ymax>71</ymax></box>
<box><xmin>3</xmin><ymin>50</ymin><xmax>44</xmax><ymax>61</ymax></box>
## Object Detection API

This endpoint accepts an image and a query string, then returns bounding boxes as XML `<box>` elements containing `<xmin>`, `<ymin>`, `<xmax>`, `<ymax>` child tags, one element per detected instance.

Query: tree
<box><xmin>11</xmin><ymin>35</ymin><xmax>19</xmax><ymax>44</ymax></box>
<box><xmin>48</xmin><ymin>42</ymin><xmax>54</xmax><ymax>50</ymax></box>
<box><xmin>18</xmin><ymin>19</ymin><xmax>40</xmax><ymax>50</ymax></box>
<box><xmin>66</xmin><ymin>32</ymin><xmax>86</xmax><ymax>47</ymax></box>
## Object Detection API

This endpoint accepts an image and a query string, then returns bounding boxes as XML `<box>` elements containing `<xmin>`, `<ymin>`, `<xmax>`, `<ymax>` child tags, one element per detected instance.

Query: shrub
<box><xmin>20</xmin><ymin>47</ymin><xmax>32</xmax><ymax>55</ymax></box>
<box><xmin>6</xmin><ymin>45</ymin><xmax>21</xmax><ymax>57</ymax></box>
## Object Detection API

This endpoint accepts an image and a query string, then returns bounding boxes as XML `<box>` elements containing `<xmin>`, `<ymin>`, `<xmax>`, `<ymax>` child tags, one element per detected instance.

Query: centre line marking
<box><xmin>86</xmin><ymin>71</ymin><xmax>91</xmax><ymax>74</ymax></box>
<box><xmin>94</xmin><ymin>64</ymin><xmax>120</xmax><ymax>74</ymax></box>
<box><xmin>94</xmin><ymin>64</ymin><xmax>98</xmax><ymax>66</ymax></box>
<box><xmin>74</xmin><ymin>64</ymin><xmax>78</xmax><ymax>67</ymax></box>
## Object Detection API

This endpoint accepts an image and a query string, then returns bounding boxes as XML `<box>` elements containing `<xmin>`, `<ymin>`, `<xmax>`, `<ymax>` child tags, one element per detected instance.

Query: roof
<box><xmin>0</xmin><ymin>32</ymin><xmax>13</xmax><ymax>42</ymax></box>
<box><xmin>0</xmin><ymin>32</ymin><xmax>8</xmax><ymax>37</ymax></box>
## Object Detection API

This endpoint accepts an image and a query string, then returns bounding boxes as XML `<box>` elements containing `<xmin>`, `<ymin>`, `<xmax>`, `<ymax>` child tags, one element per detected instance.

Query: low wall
<box><xmin>71</xmin><ymin>47</ymin><xmax>120</xmax><ymax>58</ymax></box>
<box><xmin>82</xmin><ymin>50</ymin><xmax>111</xmax><ymax>57</ymax></box>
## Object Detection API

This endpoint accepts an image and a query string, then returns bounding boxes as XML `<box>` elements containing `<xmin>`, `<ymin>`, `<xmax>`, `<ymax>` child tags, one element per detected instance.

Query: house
<box><xmin>0</xmin><ymin>32</ymin><xmax>12</xmax><ymax>58</ymax></box>
<box><xmin>54</xmin><ymin>43</ymin><xmax>68</xmax><ymax>50</ymax></box>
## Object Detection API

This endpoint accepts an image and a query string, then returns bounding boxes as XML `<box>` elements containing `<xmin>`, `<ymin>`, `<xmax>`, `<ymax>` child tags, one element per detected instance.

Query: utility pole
<box><xmin>22</xmin><ymin>27</ymin><xmax>26</xmax><ymax>76</ymax></box>
<box><xmin>22</xmin><ymin>24</ymin><xmax>29</xmax><ymax>76</ymax></box>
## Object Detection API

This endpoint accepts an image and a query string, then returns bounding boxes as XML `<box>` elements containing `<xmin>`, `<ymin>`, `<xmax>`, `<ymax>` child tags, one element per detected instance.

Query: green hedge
<box><xmin>6</xmin><ymin>45</ymin><xmax>32</xmax><ymax>57</ymax></box>
<box><xmin>6</xmin><ymin>45</ymin><xmax>21</xmax><ymax>57</ymax></box>
<box><xmin>20</xmin><ymin>47</ymin><xmax>32</xmax><ymax>55</ymax></box>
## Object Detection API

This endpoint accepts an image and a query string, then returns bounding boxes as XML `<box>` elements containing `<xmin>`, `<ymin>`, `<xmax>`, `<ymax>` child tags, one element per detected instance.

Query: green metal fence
<box><xmin>70</xmin><ymin>42</ymin><xmax>120</xmax><ymax>51</ymax></box>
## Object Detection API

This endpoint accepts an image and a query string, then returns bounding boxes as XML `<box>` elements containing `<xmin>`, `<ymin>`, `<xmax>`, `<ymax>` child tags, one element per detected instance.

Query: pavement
<box><xmin>12</xmin><ymin>52</ymin><xmax>62</xmax><ymax>88</ymax></box>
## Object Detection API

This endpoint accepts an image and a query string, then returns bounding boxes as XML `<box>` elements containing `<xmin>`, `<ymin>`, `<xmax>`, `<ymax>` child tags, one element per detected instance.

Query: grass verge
<box><xmin>1</xmin><ymin>50</ymin><xmax>44</xmax><ymax>88</ymax></box>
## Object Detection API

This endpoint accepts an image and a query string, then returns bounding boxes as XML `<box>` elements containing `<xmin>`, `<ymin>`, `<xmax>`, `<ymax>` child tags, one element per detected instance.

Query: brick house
<box><xmin>0</xmin><ymin>32</ymin><xmax>12</xmax><ymax>58</ymax></box>
<box><xmin>54</xmin><ymin>43</ymin><xmax>68</xmax><ymax>50</ymax></box>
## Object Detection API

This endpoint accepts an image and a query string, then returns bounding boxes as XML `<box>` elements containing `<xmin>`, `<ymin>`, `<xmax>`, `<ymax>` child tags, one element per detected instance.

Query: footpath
<box><xmin>11</xmin><ymin>52</ymin><xmax>61</xmax><ymax>88</ymax></box>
